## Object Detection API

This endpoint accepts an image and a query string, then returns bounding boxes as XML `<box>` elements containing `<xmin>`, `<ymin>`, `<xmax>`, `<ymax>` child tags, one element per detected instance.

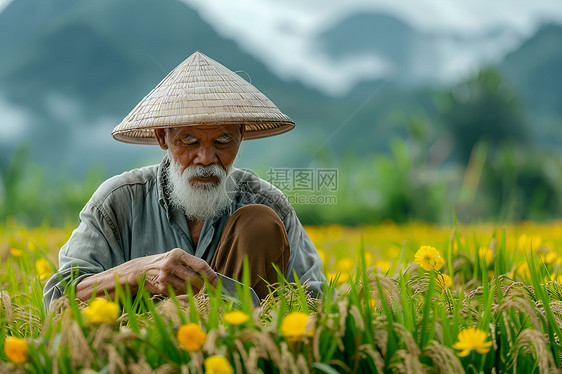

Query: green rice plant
<box><xmin>1</xmin><ymin>221</ymin><xmax>562</xmax><ymax>372</ymax></box>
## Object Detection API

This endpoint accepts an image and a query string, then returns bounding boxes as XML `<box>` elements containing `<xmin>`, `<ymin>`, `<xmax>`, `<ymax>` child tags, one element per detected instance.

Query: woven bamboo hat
<box><xmin>112</xmin><ymin>51</ymin><xmax>295</xmax><ymax>144</ymax></box>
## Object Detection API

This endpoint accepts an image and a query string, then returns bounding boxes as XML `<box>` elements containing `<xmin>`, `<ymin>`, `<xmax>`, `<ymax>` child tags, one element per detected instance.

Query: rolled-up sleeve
<box><xmin>284</xmin><ymin>209</ymin><xmax>327</xmax><ymax>296</ymax></box>
<box><xmin>43</xmin><ymin>201</ymin><xmax>124</xmax><ymax>310</ymax></box>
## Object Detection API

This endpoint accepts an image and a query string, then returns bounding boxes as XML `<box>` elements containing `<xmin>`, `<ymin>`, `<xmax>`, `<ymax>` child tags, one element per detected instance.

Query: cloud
<box><xmin>0</xmin><ymin>0</ymin><xmax>12</xmax><ymax>13</ymax></box>
<box><xmin>180</xmin><ymin>0</ymin><xmax>562</xmax><ymax>95</ymax></box>
<box><xmin>0</xmin><ymin>95</ymin><xmax>31</xmax><ymax>143</ymax></box>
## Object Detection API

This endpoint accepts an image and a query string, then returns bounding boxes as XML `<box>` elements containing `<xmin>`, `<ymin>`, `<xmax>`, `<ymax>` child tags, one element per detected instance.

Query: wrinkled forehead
<box><xmin>166</xmin><ymin>124</ymin><xmax>243</xmax><ymax>139</ymax></box>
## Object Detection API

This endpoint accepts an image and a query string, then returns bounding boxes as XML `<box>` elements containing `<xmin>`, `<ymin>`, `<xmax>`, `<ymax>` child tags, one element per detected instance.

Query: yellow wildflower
<box><xmin>544</xmin><ymin>252</ymin><xmax>558</xmax><ymax>265</ymax></box>
<box><xmin>518</xmin><ymin>234</ymin><xmax>542</xmax><ymax>251</ymax></box>
<box><xmin>387</xmin><ymin>245</ymin><xmax>401</xmax><ymax>259</ymax></box>
<box><xmin>223</xmin><ymin>310</ymin><xmax>250</xmax><ymax>326</ymax></box>
<box><xmin>551</xmin><ymin>273</ymin><xmax>562</xmax><ymax>283</ymax></box>
<box><xmin>452</xmin><ymin>327</ymin><xmax>492</xmax><ymax>356</ymax></box>
<box><xmin>478</xmin><ymin>247</ymin><xmax>493</xmax><ymax>266</ymax></box>
<box><xmin>10</xmin><ymin>248</ymin><xmax>23</xmax><ymax>257</ymax></box>
<box><xmin>34</xmin><ymin>258</ymin><xmax>52</xmax><ymax>280</ymax></box>
<box><xmin>280</xmin><ymin>312</ymin><xmax>314</xmax><ymax>342</ymax></box>
<box><xmin>327</xmin><ymin>272</ymin><xmax>349</xmax><ymax>284</ymax></box>
<box><xmin>374</xmin><ymin>260</ymin><xmax>391</xmax><ymax>273</ymax></box>
<box><xmin>4</xmin><ymin>336</ymin><xmax>28</xmax><ymax>364</ymax></box>
<box><xmin>414</xmin><ymin>246</ymin><xmax>444</xmax><ymax>271</ymax></box>
<box><xmin>83</xmin><ymin>298</ymin><xmax>120</xmax><ymax>325</ymax></box>
<box><xmin>204</xmin><ymin>355</ymin><xmax>233</xmax><ymax>374</ymax></box>
<box><xmin>515</xmin><ymin>261</ymin><xmax>531</xmax><ymax>279</ymax></box>
<box><xmin>177</xmin><ymin>323</ymin><xmax>206</xmax><ymax>351</ymax></box>
<box><xmin>437</xmin><ymin>273</ymin><xmax>452</xmax><ymax>289</ymax></box>
<box><xmin>27</xmin><ymin>240</ymin><xmax>36</xmax><ymax>252</ymax></box>
<box><xmin>337</xmin><ymin>258</ymin><xmax>354</xmax><ymax>273</ymax></box>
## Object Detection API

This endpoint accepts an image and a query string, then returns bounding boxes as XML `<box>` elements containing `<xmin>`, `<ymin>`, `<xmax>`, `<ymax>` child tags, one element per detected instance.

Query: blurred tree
<box><xmin>435</xmin><ymin>69</ymin><xmax>530</xmax><ymax>165</ymax></box>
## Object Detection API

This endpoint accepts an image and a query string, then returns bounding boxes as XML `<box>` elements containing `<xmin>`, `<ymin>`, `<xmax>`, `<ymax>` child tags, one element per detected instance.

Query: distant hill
<box><xmin>501</xmin><ymin>23</ymin><xmax>562</xmax><ymax>116</ymax></box>
<box><xmin>0</xmin><ymin>0</ymin><xmax>338</xmax><ymax>175</ymax></box>
<box><xmin>0</xmin><ymin>1</ymin><xmax>561</xmax><ymax>178</ymax></box>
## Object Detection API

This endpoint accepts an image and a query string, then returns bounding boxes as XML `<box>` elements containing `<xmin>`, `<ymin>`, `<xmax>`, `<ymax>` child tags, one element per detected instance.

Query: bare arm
<box><xmin>75</xmin><ymin>248</ymin><xmax>219</xmax><ymax>302</ymax></box>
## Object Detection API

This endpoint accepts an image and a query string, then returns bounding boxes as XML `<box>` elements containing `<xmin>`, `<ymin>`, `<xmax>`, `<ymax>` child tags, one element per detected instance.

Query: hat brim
<box><xmin>112</xmin><ymin>121</ymin><xmax>295</xmax><ymax>145</ymax></box>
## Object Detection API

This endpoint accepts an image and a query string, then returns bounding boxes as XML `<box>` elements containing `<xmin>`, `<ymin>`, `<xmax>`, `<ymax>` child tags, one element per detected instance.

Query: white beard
<box><xmin>165</xmin><ymin>151</ymin><xmax>234</xmax><ymax>221</ymax></box>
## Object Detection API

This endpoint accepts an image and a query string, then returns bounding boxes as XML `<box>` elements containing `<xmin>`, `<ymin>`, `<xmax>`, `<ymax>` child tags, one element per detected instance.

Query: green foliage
<box><xmin>434</xmin><ymin>68</ymin><xmax>530</xmax><ymax>165</ymax></box>
<box><xmin>0</xmin><ymin>145</ymin><xmax>104</xmax><ymax>226</ymax></box>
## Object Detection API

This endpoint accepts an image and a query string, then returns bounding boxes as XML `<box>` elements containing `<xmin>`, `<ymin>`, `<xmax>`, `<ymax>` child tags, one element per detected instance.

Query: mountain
<box><xmin>501</xmin><ymin>23</ymin><xmax>562</xmax><ymax>117</ymax></box>
<box><xmin>0</xmin><ymin>0</ymin><xmax>340</xmax><ymax>175</ymax></box>
<box><xmin>0</xmin><ymin>1</ymin><xmax>561</xmax><ymax>179</ymax></box>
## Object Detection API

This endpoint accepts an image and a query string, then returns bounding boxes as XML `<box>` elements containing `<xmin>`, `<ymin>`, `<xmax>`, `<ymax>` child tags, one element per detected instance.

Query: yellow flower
<box><xmin>223</xmin><ymin>310</ymin><xmax>250</xmax><ymax>326</ymax></box>
<box><xmin>4</xmin><ymin>336</ymin><xmax>28</xmax><ymax>364</ymax></box>
<box><xmin>204</xmin><ymin>355</ymin><xmax>233</xmax><ymax>374</ymax></box>
<box><xmin>34</xmin><ymin>258</ymin><xmax>52</xmax><ymax>280</ymax></box>
<box><xmin>544</xmin><ymin>252</ymin><xmax>558</xmax><ymax>265</ymax></box>
<box><xmin>518</xmin><ymin>234</ymin><xmax>542</xmax><ymax>251</ymax></box>
<box><xmin>515</xmin><ymin>261</ymin><xmax>531</xmax><ymax>279</ymax></box>
<box><xmin>374</xmin><ymin>259</ymin><xmax>391</xmax><ymax>273</ymax></box>
<box><xmin>364</xmin><ymin>252</ymin><xmax>373</xmax><ymax>266</ymax></box>
<box><xmin>327</xmin><ymin>272</ymin><xmax>349</xmax><ymax>284</ymax></box>
<box><xmin>437</xmin><ymin>273</ymin><xmax>452</xmax><ymax>289</ymax></box>
<box><xmin>27</xmin><ymin>240</ymin><xmax>36</xmax><ymax>252</ymax></box>
<box><xmin>414</xmin><ymin>246</ymin><xmax>444</xmax><ymax>271</ymax></box>
<box><xmin>280</xmin><ymin>312</ymin><xmax>314</xmax><ymax>342</ymax></box>
<box><xmin>177</xmin><ymin>323</ymin><xmax>206</xmax><ymax>351</ymax></box>
<box><xmin>550</xmin><ymin>273</ymin><xmax>562</xmax><ymax>283</ymax></box>
<box><xmin>10</xmin><ymin>248</ymin><xmax>23</xmax><ymax>257</ymax></box>
<box><xmin>337</xmin><ymin>258</ymin><xmax>354</xmax><ymax>273</ymax></box>
<box><xmin>452</xmin><ymin>327</ymin><xmax>492</xmax><ymax>357</ymax></box>
<box><xmin>387</xmin><ymin>245</ymin><xmax>401</xmax><ymax>259</ymax></box>
<box><xmin>83</xmin><ymin>298</ymin><xmax>120</xmax><ymax>325</ymax></box>
<box><xmin>478</xmin><ymin>247</ymin><xmax>493</xmax><ymax>266</ymax></box>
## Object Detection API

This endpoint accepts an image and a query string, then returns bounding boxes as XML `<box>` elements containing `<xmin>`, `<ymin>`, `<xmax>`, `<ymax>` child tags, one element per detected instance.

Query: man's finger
<box><xmin>178</xmin><ymin>251</ymin><xmax>218</xmax><ymax>286</ymax></box>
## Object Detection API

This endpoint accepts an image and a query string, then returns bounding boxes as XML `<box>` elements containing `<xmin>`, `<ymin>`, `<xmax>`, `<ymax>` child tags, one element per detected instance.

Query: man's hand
<box><xmin>75</xmin><ymin>248</ymin><xmax>218</xmax><ymax>302</ymax></box>
<box><xmin>142</xmin><ymin>248</ymin><xmax>218</xmax><ymax>296</ymax></box>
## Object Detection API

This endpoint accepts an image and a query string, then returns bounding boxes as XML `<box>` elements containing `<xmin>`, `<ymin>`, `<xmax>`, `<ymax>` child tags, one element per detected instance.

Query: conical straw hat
<box><xmin>112</xmin><ymin>51</ymin><xmax>295</xmax><ymax>144</ymax></box>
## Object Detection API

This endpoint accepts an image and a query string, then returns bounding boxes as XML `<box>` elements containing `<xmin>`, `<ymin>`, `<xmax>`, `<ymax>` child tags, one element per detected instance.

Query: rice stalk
<box><xmin>423</xmin><ymin>340</ymin><xmax>465</xmax><ymax>374</ymax></box>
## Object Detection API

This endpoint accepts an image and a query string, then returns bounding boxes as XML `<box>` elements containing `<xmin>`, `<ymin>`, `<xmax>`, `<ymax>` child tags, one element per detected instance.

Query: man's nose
<box><xmin>193</xmin><ymin>146</ymin><xmax>218</xmax><ymax>166</ymax></box>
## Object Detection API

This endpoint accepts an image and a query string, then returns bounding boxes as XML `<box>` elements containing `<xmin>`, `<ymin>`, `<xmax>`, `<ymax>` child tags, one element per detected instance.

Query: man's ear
<box><xmin>154</xmin><ymin>129</ymin><xmax>168</xmax><ymax>150</ymax></box>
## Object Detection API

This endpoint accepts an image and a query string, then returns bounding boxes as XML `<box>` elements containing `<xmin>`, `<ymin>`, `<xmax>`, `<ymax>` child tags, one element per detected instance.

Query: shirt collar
<box><xmin>157</xmin><ymin>155</ymin><xmax>172</xmax><ymax>218</ymax></box>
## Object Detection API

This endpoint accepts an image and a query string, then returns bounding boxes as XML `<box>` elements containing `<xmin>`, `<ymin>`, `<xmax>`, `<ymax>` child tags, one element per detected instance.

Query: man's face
<box><xmin>155</xmin><ymin>125</ymin><xmax>243</xmax><ymax>187</ymax></box>
<box><xmin>154</xmin><ymin>125</ymin><xmax>243</xmax><ymax>220</ymax></box>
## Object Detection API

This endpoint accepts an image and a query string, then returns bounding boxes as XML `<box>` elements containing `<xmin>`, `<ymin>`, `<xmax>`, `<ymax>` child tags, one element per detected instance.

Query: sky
<box><xmin>180</xmin><ymin>0</ymin><xmax>562</xmax><ymax>95</ymax></box>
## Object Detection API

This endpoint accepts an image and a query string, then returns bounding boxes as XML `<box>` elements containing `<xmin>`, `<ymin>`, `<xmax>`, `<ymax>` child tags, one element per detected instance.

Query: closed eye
<box><xmin>183</xmin><ymin>135</ymin><xmax>199</xmax><ymax>145</ymax></box>
<box><xmin>215</xmin><ymin>135</ymin><xmax>233</xmax><ymax>145</ymax></box>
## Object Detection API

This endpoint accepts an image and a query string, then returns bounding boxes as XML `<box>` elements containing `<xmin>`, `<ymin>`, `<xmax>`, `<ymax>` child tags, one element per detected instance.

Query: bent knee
<box><xmin>227</xmin><ymin>204</ymin><xmax>289</xmax><ymax>247</ymax></box>
<box><xmin>231</xmin><ymin>204</ymin><xmax>284</xmax><ymax>230</ymax></box>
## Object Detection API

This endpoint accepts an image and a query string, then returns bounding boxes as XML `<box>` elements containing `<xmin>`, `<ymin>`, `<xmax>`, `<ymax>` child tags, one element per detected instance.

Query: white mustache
<box><xmin>183</xmin><ymin>164</ymin><xmax>225</xmax><ymax>180</ymax></box>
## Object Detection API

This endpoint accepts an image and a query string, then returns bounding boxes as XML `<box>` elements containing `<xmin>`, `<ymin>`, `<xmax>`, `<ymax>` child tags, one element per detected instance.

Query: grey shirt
<box><xmin>43</xmin><ymin>158</ymin><xmax>326</xmax><ymax>308</ymax></box>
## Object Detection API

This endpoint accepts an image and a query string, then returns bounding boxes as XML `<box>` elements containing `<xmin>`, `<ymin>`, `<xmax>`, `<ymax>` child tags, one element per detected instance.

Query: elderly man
<box><xmin>43</xmin><ymin>51</ymin><xmax>326</xmax><ymax>308</ymax></box>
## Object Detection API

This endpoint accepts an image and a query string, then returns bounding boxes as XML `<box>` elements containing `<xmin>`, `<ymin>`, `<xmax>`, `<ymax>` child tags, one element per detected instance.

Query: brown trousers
<box><xmin>209</xmin><ymin>204</ymin><xmax>291</xmax><ymax>298</ymax></box>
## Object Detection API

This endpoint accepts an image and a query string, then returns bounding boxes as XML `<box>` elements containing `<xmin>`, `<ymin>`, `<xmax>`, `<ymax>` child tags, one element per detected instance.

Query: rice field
<box><xmin>1</xmin><ymin>217</ymin><xmax>562</xmax><ymax>373</ymax></box>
